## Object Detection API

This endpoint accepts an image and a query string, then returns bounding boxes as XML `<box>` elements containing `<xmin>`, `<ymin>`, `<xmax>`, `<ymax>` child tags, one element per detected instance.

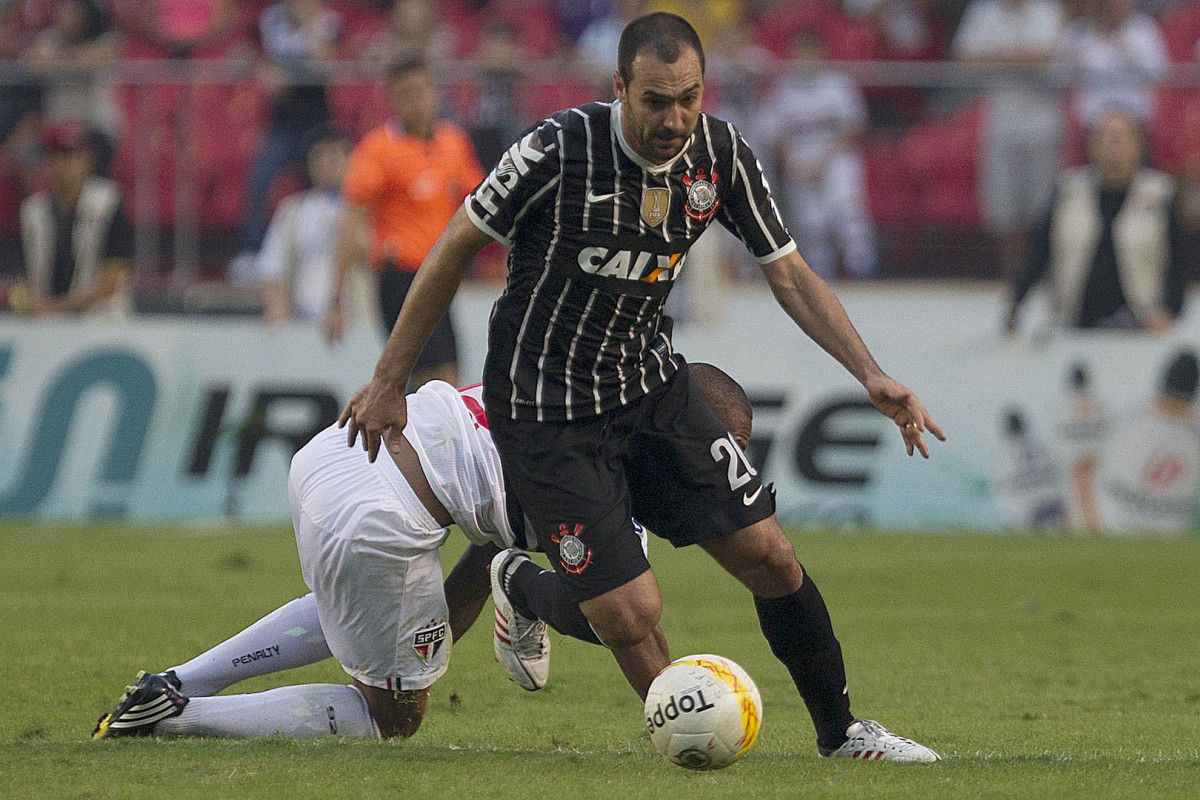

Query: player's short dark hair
<box><xmin>689</xmin><ymin>363</ymin><xmax>752</xmax><ymax>446</ymax></box>
<box><xmin>385</xmin><ymin>52</ymin><xmax>429</xmax><ymax>83</ymax></box>
<box><xmin>617</xmin><ymin>13</ymin><xmax>705</xmax><ymax>86</ymax></box>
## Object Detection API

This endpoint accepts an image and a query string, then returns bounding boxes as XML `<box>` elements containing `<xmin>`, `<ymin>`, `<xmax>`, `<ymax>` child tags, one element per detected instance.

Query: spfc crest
<box><xmin>413</xmin><ymin>620</ymin><xmax>447</xmax><ymax>663</ymax></box>
<box><xmin>683</xmin><ymin>167</ymin><xmax>721</xmax><ymax>221</ymax></box>
<box><xmin>641</xmin><ymin>187</ymin><xmax>670</xmax><ymax>227</ymax></box>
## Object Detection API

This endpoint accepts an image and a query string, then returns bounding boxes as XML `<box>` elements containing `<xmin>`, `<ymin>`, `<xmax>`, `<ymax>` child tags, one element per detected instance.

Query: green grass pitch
<box><xmin>2</xmin><ymin>523</ymin><xmax>1199</xmax><ymax>799</ymax></box>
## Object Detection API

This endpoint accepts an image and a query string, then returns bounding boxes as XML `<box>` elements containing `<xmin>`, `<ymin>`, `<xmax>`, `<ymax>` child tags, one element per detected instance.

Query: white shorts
<box><xmin>289</xmin><ymin>427</ymin><xmax>452</xmax><ymax>692</ymax></box>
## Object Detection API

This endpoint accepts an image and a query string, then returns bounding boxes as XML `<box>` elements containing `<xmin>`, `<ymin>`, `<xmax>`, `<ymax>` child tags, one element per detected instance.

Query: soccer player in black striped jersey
<box><xmin>342</xmin><ymin>13</ymin><xmax>946</xmax><ymax>761</ymax></box>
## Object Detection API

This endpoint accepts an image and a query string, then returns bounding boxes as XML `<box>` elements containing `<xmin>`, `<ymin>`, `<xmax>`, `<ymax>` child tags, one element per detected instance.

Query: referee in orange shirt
<box><xmin>325</xmin><ymin>55</ymin><xmax>484</xmax><ymax>388</ymax></box>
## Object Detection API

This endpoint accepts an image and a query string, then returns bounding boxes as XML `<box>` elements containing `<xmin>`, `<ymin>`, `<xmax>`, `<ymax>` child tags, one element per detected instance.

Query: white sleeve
<box><xmin>256</xmin><ymin>196</ymin><xmax>295</xmax><ymax>282</ymax></box>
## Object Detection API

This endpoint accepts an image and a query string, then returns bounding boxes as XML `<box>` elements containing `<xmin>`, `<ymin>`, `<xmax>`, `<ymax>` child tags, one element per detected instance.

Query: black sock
<box><xmin>508</xmin><ymin>561</ymin><xmax>603</xmax><ymax>646</ymax></box>
<box><xmin>754</xmin><ymin>568</ymin><xmax>854</xmax><ymax>753</ymax></box>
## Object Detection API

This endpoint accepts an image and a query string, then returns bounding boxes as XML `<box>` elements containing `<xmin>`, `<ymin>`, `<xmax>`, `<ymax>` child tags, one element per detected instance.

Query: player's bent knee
<box><xmin>708</xmin><ymin>520</ymin><xmax>803</xmax><ymax>596</ymax></box>
<box><xmin>747</xmin><ymin>536</ymin><xmax>803</xmax><ymax>596</ymax></box>
<box><xmin>584</xmin><ymin>599</ymin><xmax>662</xmax><ymax>649</ymax></box>
<box><xmin>578</xmin><ymin>573</ymin><xmax>662</xmax><ymax>650</ymax></box>
<box><xmin>356</xmin><ymin>682</ymin><xmax>428</xmax><ymax>740</ymax></box>
<box><xmin>761</xmin><ymin>532</ymin><xmax>803</xmax><ymax>581</ymax></box>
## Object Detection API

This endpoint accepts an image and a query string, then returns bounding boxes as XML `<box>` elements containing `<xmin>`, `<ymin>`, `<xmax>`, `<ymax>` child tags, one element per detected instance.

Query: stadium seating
<box><xmin>488</xmin><ymin>1</ymin><xmax>563</xmax><ymax>58</ymax></box>
<box><xmin>896</xmin><ymin>101</ymin><xmax>981</xmax><ymax>224</ymax></box>
<box><xmin>1155</xmin><ymin>88</ymin><xmax>1200</xmax><ymax>172</ymax></box>
<box><xmin>4</xmin><ymin>0</ymin><xmax>1196</xmax><ymax>286</ymax></box>
<box><xmin>754</xmin><ymin>1</ymin><xmax>879</xmax><ymax>61</ymax></box>
<box><xmin>863</xmin><ymin>139</ymin><xmax>917</xmax><ymax>224</ymax></box>
<box><xmin>1162</xmin><ymin>1</ymin><xmax>1200</xmax><ymax>63</ymax></box>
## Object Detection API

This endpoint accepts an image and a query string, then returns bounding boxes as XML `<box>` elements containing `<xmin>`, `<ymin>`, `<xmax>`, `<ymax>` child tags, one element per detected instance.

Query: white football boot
<box><xmin>820</xmin><ymin>719</ymin><xmax>941</xmax><ymax>762</ymax></box>
<box><xmin>489</xmin><ymin>549</ymin><xmax>551</xmax><ymax>691</ymax></box>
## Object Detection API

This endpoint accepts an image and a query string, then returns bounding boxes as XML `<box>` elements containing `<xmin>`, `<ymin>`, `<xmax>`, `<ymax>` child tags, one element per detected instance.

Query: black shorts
<box><xmin>377</xmin><ymin>265</ymin><xmax>458</xmax><ymax>370</ymax></box>
<box><xmin>488</xmin><ymin>362</ymin><xmax>775</xmax><ymax>602</ymax></box>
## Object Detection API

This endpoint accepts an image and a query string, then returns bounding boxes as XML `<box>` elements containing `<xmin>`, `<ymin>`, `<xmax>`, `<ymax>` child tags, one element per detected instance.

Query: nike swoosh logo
<box><xmin>742</xmin><ymin>485</ymin><xmax>763</xmax><ymax>506</ymax></box>
<box><xmin>586</xmin><ymin>190</ymin><xmax>622</xmax><ymax>203</ymax></box>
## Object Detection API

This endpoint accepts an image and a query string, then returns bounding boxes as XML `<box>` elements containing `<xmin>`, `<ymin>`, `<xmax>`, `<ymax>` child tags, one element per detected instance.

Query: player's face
<box><xmin>614</xmin><ymin>47</ymin><xmax>704</xmax><ymax>164</ymax></box>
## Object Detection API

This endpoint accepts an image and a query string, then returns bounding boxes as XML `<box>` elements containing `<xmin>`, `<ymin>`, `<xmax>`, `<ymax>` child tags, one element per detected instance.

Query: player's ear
<box><xmin>613</xmin><ymin>71</ymin><xmax>626</xmax><ymax>102</ymax></box>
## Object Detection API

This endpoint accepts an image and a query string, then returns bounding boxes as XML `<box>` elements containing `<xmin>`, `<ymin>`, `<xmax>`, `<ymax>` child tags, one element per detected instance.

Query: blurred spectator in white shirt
<box><xmin>1055</xmin><ymin>0</ymin><xmax>1168</xmax><ymax>127</ymax></box>
<box><xmin>21</xmin><ymin>0</ymin><xmax>121</xmax><ymax>140</ymax></box>
<box><xmin>843</xmin><ymin>0</ymin><xmax>933</xmax><ymax>58</ymax></box>
<box><xmin>257</xmin><ymin>132</ymin><xmax>355</xmax><ymax>326</ymax></box>
<box><xmin>757</xmin><ymin>28</ymin><xmax>876</xmax><ymax>279</ymax></box>
<box><xmin>575</xmin><ymin>0</ymin><xmax>647</xmax><ymax>76</ymax></box>
<box><xmin>363</xmin><ymin>0</ymin><xmax>458</xmax><ymax>67</ymax></box>
<box><xmin>954</xmin><ymin>0</ymin><xmax>1066</xmax><ymax>281</ymax></box>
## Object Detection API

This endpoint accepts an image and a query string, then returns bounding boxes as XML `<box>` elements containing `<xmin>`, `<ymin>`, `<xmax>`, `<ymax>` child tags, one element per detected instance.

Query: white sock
<box><xmin>157</xmin><ymin>684</ymin><xmax>380</xmax><ymax>739</ymax></box>
<box><xmin>168</xmin><ymin>594</ymin><xmax>331</xmax><ymax>697</ymax></box>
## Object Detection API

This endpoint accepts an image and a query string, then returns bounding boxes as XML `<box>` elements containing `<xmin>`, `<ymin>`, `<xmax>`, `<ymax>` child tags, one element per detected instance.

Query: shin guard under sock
<box><xmin>508</xmin><ymin>561</ymin><xmax>603</xmax><ymax>646</ymax></box>
<box><xmin>754</xmin><ymin>570</ymin><xmax>855</xmax><ymax>752</ymax></box>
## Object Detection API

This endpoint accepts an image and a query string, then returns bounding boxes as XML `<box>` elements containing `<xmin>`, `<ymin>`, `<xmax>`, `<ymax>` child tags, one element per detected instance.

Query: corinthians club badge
<box><xmin>682</xmin><ymin>167</ymin><xmax>720</xmax><ymax>221</ymax></box>
<box><xmin>552</xmin><ymin>523</ymin><xmax>593</xmax><ymax>575</ymax></box>
<box><xmin>641</xmin><ymin>187</ymin><xmax>670</xmax><ymax>227</ymax></box>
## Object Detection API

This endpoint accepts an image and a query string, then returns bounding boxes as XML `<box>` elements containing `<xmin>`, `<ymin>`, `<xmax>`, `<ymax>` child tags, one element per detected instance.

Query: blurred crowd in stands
<box><xmin>0</xmin><ymin>0</ymin><xmax>1198</xmax><ymax>316</ymax></box>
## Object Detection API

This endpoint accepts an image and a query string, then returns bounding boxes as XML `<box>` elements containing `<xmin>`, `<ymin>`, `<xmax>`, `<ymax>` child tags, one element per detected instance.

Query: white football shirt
<box><xmin>401</xmin><ymin>381</ymin><xmax>517</xmax><ymax>549</ymax></box>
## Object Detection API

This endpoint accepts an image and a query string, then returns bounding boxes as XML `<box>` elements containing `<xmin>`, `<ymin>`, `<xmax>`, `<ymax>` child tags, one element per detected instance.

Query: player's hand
<box><xmin>338</xmin><ymin>379</ymin><xmax>408</xmax><ymax>462</ymax></box>
<box><xmin>864</xmin><ymin>373</ymin><xmax>946</xmax><ymax>458</ymax></box>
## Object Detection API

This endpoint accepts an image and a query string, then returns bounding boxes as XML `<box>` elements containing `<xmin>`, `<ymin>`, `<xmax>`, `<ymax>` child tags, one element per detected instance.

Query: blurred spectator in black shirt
<box><xmin>12</xmin><ymin>121</ymin><xmax>132</xmax><ymax>316</ymax></box>
<box><xmin>232</xmin><ymin>0</ymin><xmax>341</xmax><ymax>278</ymax></box>
<box><xmin>466</xmin><ymin>18</ymin><xmax>525</xmax><ymax>168</ymax></box>
<box><xmin>1006</xmin><ymin>109</ymin><xmax>1189</xmax><ymax>332</ymax></box>
<box><xmin>1</xmin><ymin>4</ymin><xmax>42</xmax><ymax>172</ymax></box>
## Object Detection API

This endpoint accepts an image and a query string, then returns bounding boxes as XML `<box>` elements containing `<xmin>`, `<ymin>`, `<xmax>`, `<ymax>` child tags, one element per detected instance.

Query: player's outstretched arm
<box><xmin>760</xmin><ymin>251</ymin><xmax>945</xmax><ymax>457</ymax></box>
<box><xmin>339</xmin><ymin>208</ymin><xmax>493</xmax><ymax>461</ymax></box>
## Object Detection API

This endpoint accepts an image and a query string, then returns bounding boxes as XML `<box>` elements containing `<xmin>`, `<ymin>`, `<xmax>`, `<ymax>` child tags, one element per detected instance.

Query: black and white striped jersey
<box><xmin>465</xmin><ymin>100</ymin><xmax>795</xmax><ymax>422</ymax></box>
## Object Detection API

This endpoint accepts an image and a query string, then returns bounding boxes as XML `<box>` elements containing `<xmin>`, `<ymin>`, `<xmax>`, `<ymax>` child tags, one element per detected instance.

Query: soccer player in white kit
<box><xmin>93</xmin><ymin>380</ymin><xmax>524</xmax><ymax>740</ymax></box>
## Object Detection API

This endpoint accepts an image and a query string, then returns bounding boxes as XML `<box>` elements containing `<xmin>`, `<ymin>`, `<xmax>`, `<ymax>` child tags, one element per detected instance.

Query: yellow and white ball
<box><xmin>644</xmin><ymin>654</ymin><xmax>763</xmax><ymax>770</ymax></box>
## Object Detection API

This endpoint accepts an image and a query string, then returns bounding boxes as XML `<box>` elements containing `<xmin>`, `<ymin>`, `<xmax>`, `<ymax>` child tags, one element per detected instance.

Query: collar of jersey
<box><xmin>610</xmin><ymin>101</ymin><xmax>693</xmax><ymax>175</ymax></box>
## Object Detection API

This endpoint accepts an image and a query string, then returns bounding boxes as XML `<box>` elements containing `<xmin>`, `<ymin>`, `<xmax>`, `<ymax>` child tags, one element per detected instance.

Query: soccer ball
<box><xmin>643</xmin><ymin>654</ymin><xmax>762</xmax><ymax>770</ymax></box>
